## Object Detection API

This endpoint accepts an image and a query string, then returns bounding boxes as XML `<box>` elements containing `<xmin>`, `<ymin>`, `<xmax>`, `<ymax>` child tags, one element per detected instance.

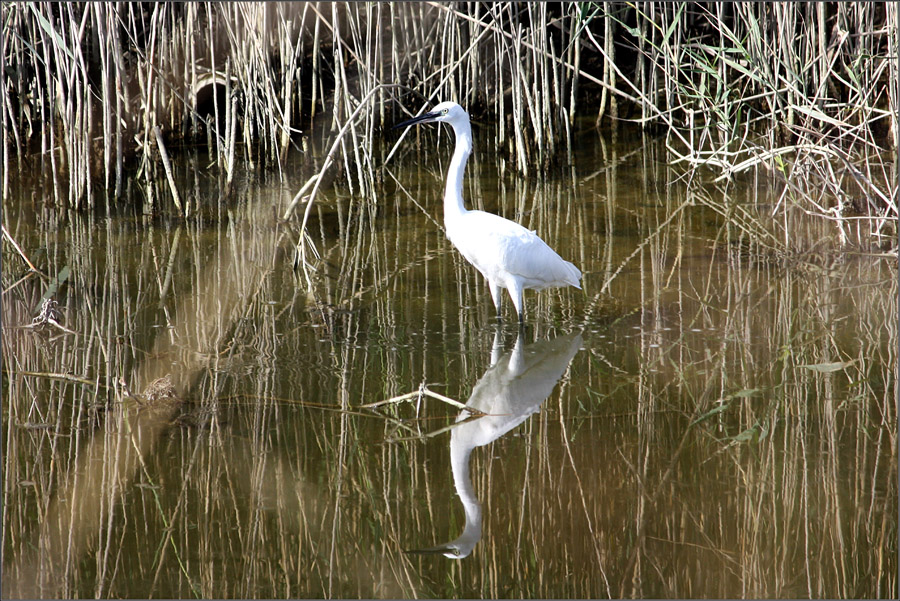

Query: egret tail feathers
<box><xmin>565</xmin><ymin>260</ymin><xmax>583</xmax><ymax>289</ymax></box>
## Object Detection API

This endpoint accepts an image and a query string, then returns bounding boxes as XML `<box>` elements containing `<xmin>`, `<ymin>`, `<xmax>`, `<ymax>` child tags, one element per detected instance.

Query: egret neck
<box><xmin>444</xmin><ymin>115</ymin><xmax>472</xmax><ymax>224</ymax></box>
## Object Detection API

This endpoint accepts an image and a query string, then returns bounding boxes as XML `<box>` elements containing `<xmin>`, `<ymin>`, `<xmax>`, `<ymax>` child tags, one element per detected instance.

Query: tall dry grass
<box><xmin>2</xmin><ymin>3</ymin><xmax>896</xmax><ymax>240</ymax></box>
<box><xmin>590</xmin><ymin>2</ymin><xmax>899</xmax><ymax>244</ymax></box>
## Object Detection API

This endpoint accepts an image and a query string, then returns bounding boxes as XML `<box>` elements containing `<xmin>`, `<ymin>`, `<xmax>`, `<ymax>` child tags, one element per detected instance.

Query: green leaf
<box><xmin>731</xmin><ymin>427</ymin><xmax>757</xmax><ymax>442</ymax></box>
<box><xmin>28</xmin><ymin>5</ymin><xmax>76</xmax><ymax>62</ymax></box>
<box><xmin>662</xmin><ymin>3</ymin><xmax>686</xmax><ymax>45</ymax></box>
<box><xmin>729</xmin><ymin>388</ymin><xmax>762</xmax><ymax>399</ymax></box>
<box><xmin>790</xmin><ymin>104</ymin><xmax>850</xmax><ymax>128</ymax></box>
<box><xmin>691</xmin><ymin>402</ymin><xmax>731</xmax><ymax>426</ymax></box>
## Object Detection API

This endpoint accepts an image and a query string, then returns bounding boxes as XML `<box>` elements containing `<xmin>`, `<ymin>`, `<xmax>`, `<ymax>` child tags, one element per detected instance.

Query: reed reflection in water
<box><xmin>1</xmin><ymin>128</ymin><xmax>896</xmax><ymax>598</ymax></box>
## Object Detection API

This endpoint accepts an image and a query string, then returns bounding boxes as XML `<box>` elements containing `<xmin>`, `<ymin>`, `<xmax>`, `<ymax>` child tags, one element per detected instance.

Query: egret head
<box><xmin>393</xmin><ymin>101</ymin><xmax>469</xmax><ymax>130</ymax></box>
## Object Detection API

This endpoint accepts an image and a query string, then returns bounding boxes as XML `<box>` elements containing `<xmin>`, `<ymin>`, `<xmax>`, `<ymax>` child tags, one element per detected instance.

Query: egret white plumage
<box><xmin>394</xmin><ymin>101</ymin><xmax>582</xmax><ymax>322</ymax></box>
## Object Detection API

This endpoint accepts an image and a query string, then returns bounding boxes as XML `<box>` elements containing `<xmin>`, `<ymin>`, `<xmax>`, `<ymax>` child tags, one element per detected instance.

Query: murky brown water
<box><xmin>2</xmin><ymin>124</ymin><xmax>897</xmax><ymax>598</ymax></box>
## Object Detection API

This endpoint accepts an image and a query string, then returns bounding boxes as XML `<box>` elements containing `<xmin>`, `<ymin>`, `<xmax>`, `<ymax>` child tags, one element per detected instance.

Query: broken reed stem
<box><xmin>361</xmin><ymin>383</ymin><xmax>486</xmax><ymax>415</ymax></box>
<box><xmin>9</xmin><ymin>371</ymin><xmax>98</xmax><ymax>389</ymax></box>
<box><xmin>2</xmin><ymin>225</ymin><xmax>44</xmax><ymax>275</ymax></box>
<box><xmin>360</xmin><ymin>390</ymin><xmax>422</xmax><ymax>409</ymax></box>
<box><xmin>153</xmin><ymin>126</ymin><xmax>185</xmax><ymax>216</ymax></box>
<box><xmin>282</xmin><ymin>174</ymin><xmax>321</xmax><ymax>220</ymax></box>
<box><xmin>290</xmin><ymin>83</ymin><xmax>400</xmax><ymax>266</ymax></box>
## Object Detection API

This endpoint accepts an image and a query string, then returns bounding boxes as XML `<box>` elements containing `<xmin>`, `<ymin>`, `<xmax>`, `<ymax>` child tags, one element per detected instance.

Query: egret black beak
<box><xmin>392</xmin><ymin>110</ymin><xmax>440</xmax><ymax>130</ymax></box>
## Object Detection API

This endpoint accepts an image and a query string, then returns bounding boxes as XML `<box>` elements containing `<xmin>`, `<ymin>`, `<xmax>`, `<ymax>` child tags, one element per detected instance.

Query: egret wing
<box><xmin>450</xmin><ymin>211</ymin><xmax>581</xmax><ymax>288</ymax></box>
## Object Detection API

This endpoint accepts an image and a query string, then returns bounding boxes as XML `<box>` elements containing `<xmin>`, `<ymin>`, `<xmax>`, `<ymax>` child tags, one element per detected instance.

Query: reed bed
<box><xmin>596</xmin><ymin>2</ymin><xmax>900</xmax><ymax>245</ymax></box>
<box><xmin>2</xmin><ymin>3</ymin><xmax>896</xmax><ymax>239</ymax></box>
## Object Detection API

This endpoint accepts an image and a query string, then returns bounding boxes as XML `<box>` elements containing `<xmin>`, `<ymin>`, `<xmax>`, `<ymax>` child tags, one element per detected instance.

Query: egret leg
<box><xmin>489</xmin><ymin>282</ymin><xmax>503</xmax><ymax>320</ymax></box>
<box><xmin>508</xmin><ymin>281</ymin><xmax>525</xmax><ymax>323</ymax></box>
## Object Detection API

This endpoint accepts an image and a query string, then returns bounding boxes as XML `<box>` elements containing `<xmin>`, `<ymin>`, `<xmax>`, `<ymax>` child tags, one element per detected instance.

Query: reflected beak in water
<box><xmin>403</xmin><ymin>544</ymin><xmax>469</xmax><ymax>559</ymax></box>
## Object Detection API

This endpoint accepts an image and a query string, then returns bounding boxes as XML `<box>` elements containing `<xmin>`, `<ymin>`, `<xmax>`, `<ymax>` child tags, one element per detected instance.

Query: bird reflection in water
<box><xmin>406</xmin><ymin>327</ymin><xmax>582</xmax><ymax>559</ymax></box>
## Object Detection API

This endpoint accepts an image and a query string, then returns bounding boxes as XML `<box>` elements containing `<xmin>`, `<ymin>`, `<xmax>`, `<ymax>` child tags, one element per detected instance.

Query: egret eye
<box><xmin>442</xmin><ymin>108</ymin><xmax>449</xmax><ymax>115</ymax></box>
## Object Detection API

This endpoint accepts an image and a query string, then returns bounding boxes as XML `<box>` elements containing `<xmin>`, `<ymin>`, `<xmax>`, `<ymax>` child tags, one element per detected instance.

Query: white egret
<box><xmin>394</xmin><ymin>102</ymin><xmax>582</xmax><ymax>322</ymax></box>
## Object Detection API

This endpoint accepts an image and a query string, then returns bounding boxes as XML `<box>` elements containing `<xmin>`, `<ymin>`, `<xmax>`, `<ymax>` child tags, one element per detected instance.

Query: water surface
<box><xmin>2</xmin><ymin>125</ymin><xmax>896</xmax><ymax>598</ymax></box>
